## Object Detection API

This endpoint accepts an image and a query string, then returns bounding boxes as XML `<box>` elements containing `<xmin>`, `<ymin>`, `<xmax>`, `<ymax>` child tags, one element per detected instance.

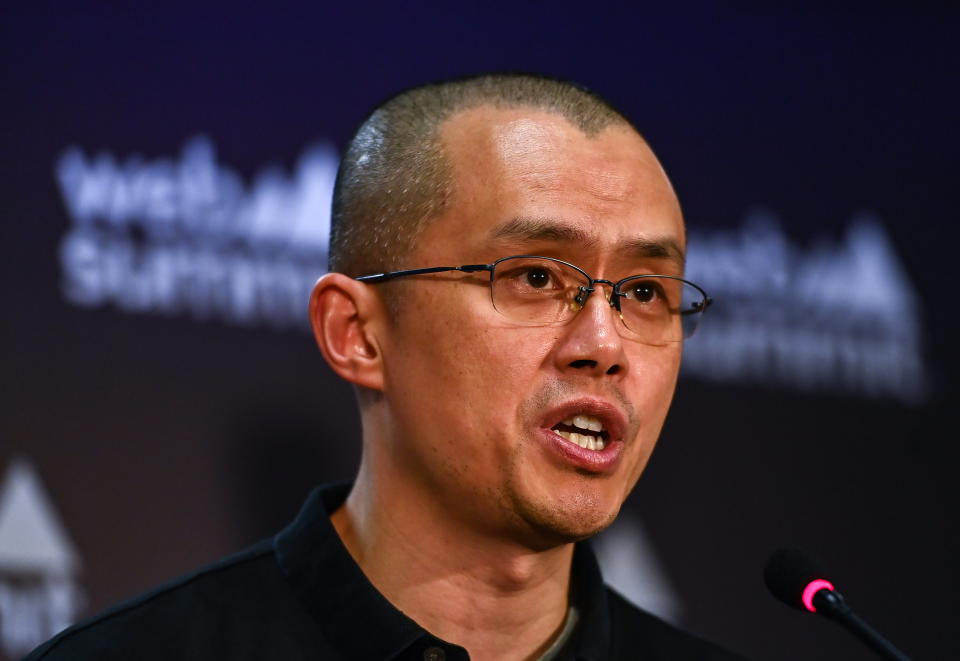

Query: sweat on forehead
<box><xmin>327</xmin><ymin>74</ymin><xmax>640</xmax><ymax>278</ymax></box>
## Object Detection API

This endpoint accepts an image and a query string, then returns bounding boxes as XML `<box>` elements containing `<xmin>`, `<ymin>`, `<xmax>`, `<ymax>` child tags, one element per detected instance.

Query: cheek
<box><xmin>644</xmin><ymin>350</ymin><xmax>682</xmax><ymax>423</ymax></box>
<box><xmin>385</xmin><ymin>294</ymin><xmax>542</xmax><ymax>453</ymax></box>
<box><xmin>649</xmin><ymin>348</ymin><xmax>682</xmax><ymax>409</ymax></box>
<box><xmin>626</xmin><ymin>346</ymin><xmax>682</xmax><ymax>455</ymax></box>
<box><xmin>454</xmin><ymin>326</ymin><xmax>544</xmax><ymax>435</ymax></box>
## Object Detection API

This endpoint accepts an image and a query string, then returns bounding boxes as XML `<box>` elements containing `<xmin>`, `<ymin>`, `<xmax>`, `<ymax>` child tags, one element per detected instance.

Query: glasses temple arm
<box><xmin>679</xmin><ymin>296</ymin><xmax>714</xmax><ymax>316</ymax></box>
<box><xmin>356</xmin><ymin>264</ymin><xmax>492</xmax><ymax>283</ymax></box>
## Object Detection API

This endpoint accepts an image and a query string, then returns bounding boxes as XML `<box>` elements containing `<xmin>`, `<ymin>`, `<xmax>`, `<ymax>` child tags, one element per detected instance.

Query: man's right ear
<box><xmin>309</xmin><ymin>273</ymin><xmax>385</xmax><ymax>392</ymax></box>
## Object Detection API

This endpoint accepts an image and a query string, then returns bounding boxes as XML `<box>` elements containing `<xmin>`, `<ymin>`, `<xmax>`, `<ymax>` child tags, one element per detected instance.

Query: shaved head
<box><xmin>329</xmin><ymin>73</ymin><xmax>640</xmax><ymax>276</ymax></box>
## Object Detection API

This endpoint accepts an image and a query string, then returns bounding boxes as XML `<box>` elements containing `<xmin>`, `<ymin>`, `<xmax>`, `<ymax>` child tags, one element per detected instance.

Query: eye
<box><xmin>629</xmin><ymin>281</ymin><xmax>659</xmax><ymax>303</ymax></box>
<box><xmin>495</xmin><ymin>259</ymin><xmax>571</xmax><ymax>295</ymax></box>
<box><xmin>525</xmin><ymin>267</ymin><xmax>551</xmax><ymax>288</ymax></box>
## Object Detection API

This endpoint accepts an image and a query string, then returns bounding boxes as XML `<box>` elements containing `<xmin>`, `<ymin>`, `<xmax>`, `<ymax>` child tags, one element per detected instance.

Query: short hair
<box><xmin>328</xmin><ymin>73</ymin><xmax>636</xmax><ymax>276</ymax></box>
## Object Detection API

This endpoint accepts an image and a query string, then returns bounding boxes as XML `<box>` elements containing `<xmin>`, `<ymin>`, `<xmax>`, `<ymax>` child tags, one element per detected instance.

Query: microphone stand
<box><xmin>812</xmin><ymin>589</ymin><xmax>911</xmax><ymax>661</ymax></box>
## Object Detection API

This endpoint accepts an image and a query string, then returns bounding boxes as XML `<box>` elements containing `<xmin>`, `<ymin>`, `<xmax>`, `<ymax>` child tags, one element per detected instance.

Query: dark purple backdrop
<box><xmin>2</xmin><ymin>4</ymin><xmax>956</xmax><ymax>660</ymax></box>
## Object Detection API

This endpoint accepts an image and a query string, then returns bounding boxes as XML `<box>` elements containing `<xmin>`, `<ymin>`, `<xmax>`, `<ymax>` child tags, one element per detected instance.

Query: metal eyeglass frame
<box><xmin>355</xmin><ymin>254</ymin><xmax>713</xmax><ymax>334</ymax></box>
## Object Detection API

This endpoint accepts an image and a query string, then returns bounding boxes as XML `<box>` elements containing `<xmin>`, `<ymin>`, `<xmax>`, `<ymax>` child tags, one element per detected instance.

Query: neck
<box><xmin>331</xmin><ymin>459</ymin><xmax>575</xmax><ymax>661</ymax></box>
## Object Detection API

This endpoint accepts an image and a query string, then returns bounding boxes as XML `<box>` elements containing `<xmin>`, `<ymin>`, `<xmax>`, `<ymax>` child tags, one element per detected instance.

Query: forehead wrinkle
<box><xmin>515</xmin><ymin>164</ymin><xmax>634</xmax><ymax>204</ymax></box>
<box><xmin>585</xmin><ymin>169</ymin><xmax>633</xmax><ymax>202</ymax></box>
<box><xmin>490</xmin><ymin>217</ymin><xmax>684</xmax><ymax>268</ymax></box>
<box><xmin>491</xmin><ymin>216</ymin><xmax>601</xmax><ymax>248</ymax></box>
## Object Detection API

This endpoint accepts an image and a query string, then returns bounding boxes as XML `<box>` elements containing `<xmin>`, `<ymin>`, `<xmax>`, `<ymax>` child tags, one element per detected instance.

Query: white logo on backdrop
<box><xmin>683</xmin><ymin>209</ymin><xmax>926</xmax><ymax>403</ymax></box>
<box><xmin>0</xmin><ymin>459</ymin><xmax>84</xmax><ymax>658</ymax></box>
<box><xmin>53</xmin><ymin>140</ymin><xmax>926</xmax><ymax>401</ymax></box>
<box><xmin>56</xmin><ymin>136</ymin><xmax>337</xmax><ymax>329</ymax></box>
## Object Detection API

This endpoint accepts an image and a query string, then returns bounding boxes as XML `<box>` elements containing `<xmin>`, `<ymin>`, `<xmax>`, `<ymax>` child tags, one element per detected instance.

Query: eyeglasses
<box><xmin>356</xmin><ymin>255</ymin><xmax>712</xmax><ymax>345</ymax></box>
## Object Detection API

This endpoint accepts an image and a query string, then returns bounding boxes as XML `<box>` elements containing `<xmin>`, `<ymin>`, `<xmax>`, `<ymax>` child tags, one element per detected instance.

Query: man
<box><xmin>26</xmin><ymin>74</ymin><xmax>743</xmax><ymax>660</ymax></box>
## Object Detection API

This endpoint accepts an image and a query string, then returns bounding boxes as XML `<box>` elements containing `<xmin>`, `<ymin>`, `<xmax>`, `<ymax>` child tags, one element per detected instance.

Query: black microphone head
<box><xmin>764</xmin><ymin>547</ymin><xmax>835</xmax><ymax>612</ymax></box>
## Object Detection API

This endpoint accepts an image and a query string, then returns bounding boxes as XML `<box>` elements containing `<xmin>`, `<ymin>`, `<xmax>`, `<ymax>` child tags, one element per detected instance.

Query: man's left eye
<box><xmin>630</xmin><ymin>282</ymin><xmax>658</xmax><ymax>302</ymax></box>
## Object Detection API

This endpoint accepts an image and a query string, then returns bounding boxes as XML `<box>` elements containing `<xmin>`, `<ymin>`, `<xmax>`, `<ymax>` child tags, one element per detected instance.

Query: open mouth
<box><xmin>550</xmin><ymin>414</ymin><xmax>609</xmax><ymax>451</ymax></box>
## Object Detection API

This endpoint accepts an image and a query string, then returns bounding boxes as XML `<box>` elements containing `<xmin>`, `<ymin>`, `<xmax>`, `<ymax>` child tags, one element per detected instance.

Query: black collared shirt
<box><xmin>25</xmin><ymin>484</ymin><xmax>746</xmax><ymax>660</ymax></box>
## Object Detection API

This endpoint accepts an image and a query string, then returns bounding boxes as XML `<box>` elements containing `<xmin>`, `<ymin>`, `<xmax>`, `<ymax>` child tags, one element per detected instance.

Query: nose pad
<box><xmin>609</xmin><ymin>290</ymin><xmax>625</xmax><ymax>312</ymax></box>
<box><xmin>574</xmin><ymin>283</ymin><xmax>623</xmax><ymax>312</ymax></box>
<box><xmin>570</xmin><ymin>286</ymin><xmax>627</xmax><ymax>337</ymax></box>
<box><xmin>573</xmin><ymin>286</ymin><xmax>593</xmax><ymax>309</ymax></box>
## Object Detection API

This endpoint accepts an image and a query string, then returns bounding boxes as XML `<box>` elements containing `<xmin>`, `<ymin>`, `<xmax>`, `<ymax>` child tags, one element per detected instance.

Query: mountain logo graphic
<box><xmin>0</xmin><ymin>458</ymin><xmax>85</xmax><ymax>659</ymax></box>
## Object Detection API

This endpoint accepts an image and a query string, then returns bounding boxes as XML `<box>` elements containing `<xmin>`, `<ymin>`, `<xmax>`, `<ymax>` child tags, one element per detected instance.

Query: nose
<box><xmin>552</xmin><ymin>282</ymin><xmax>629</xmax><ymax>377</ymax></box>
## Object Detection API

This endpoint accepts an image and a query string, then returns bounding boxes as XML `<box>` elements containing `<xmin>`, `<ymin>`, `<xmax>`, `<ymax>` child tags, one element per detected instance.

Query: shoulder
<box><xmin>606</xmin><ymin>587</ymin><xmax>748</xmax><ymax>660</ymax></box>
<box><xmin>22</xmin><ymin>539</ymin><xmax>305</xmax><ymax>661</ymax></box>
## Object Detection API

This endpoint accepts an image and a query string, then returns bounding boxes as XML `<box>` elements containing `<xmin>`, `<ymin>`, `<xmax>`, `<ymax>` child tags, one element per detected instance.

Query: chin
<box><xmin>512</xmin><ymin>486</ymin><xmax>622</xmax><ymax>548</ymax></box>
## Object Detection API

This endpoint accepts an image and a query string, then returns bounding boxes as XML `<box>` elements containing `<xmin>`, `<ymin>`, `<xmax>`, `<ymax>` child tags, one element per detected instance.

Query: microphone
<box><xmin>763</xmin><ymin>547</ymin><xmax>911</xmax><ymax>661</ymax></box>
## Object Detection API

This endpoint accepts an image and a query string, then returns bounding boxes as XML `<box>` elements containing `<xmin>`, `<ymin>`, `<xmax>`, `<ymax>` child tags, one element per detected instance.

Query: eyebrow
<box><xmin>491</xmin><ymin>216</ymin><xmax>686</xmax><ymax>268</ymax></box>
<box><xmin>622</xmin><ymin>236</ymin><xmax>686</xmax><ymax>268</ymax></box>
<box><xmin>493</xmin><ymin>216</ymin><xmax>598</xmax><ymax>245</ymax></box>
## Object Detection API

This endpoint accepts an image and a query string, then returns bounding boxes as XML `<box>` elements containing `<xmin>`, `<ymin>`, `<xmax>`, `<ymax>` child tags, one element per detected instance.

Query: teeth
<box><xmin>556</xmin><ymin>430</ymin><xmax>606</xmax><ymax>451</ymax></box>
<box><xmin>573</xmin><ymin>415</ymin><xmax>604</xmax><ymax>432</ymax></box>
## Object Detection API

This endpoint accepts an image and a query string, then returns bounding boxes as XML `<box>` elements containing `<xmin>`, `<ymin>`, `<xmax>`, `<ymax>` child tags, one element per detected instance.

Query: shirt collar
<box><xmin>569</xmin><ymin>541</ymin><xmax>611</xmax><ymax>660</ymax></box>
<box><xmin>273</xmin><ymin>484</ymin><xmax>610</xmax><ymax>661</ymax></box>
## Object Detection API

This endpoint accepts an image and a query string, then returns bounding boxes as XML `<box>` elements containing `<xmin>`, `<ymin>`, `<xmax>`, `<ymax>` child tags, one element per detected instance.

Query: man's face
<box><xmin>376</xmin><ymin>106</ymin><xmax>685</xmax><ymax>548</ymax></box>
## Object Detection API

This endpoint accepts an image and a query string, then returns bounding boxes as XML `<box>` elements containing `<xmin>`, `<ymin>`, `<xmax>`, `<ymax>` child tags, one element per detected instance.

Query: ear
<box><xmin>309</xmin><ymin>273</ymin><xmax>385</xmax><ymax>392</ymax></box>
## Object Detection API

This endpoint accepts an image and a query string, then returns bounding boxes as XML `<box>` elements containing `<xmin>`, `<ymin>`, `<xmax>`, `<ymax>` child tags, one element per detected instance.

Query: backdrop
<box><xmin>2</xmin><ymin>4</ymin><xmax>956</xmax><ymax>660</ymax></box>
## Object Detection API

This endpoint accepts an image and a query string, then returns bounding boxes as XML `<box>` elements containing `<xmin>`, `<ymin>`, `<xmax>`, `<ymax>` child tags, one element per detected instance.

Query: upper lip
<box><xmin>539</xmin><ymin>398</ymin><xmax>628</xmax><ymax>444</ymax></box>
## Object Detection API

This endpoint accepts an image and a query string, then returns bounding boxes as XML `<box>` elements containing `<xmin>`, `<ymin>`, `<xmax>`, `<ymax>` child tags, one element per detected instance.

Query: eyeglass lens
<box><xmin>489</xmin><ymin>256</ymin><xmax>705</xmax><ymax>344</ymax></box>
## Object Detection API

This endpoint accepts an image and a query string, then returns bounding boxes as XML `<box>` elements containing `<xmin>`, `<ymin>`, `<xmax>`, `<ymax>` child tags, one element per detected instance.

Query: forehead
<box><xmin>417</xmin><ymin>106</ymin><xmax>684</xmax><ymax>264</ymax></box>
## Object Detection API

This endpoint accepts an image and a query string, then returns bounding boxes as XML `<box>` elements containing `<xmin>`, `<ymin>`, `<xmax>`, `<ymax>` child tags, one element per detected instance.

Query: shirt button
<box><xmin>423</xmin><ymin>646</ymin><xmax>446</xmax><ymax>661</ymax></box>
